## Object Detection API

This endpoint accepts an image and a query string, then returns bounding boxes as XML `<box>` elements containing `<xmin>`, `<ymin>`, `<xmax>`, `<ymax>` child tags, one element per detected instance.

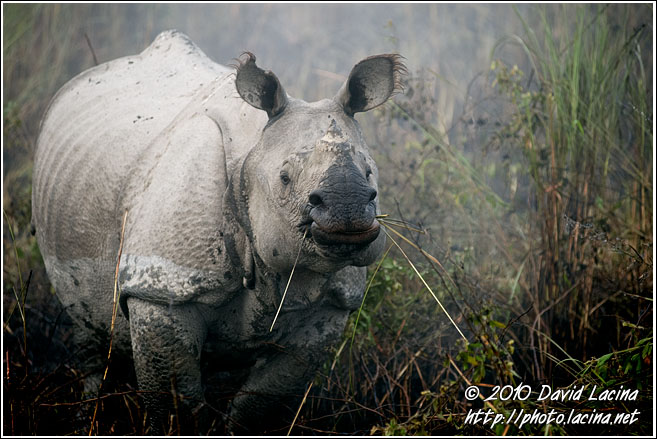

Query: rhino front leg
<box><xmin>127</xmin><ymin>297</ymin><xmax>208</xmax><ymax>433</ymax></box>
<box><xmin>228</xmin><ymin>307</ymin><xmax>349</xmax><ymax>433</ymax></box>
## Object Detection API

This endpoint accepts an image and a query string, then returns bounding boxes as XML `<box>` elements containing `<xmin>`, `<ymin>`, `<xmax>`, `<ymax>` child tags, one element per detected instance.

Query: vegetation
<box><xmin>3</xmin><ymin>3</ymin><xmax>652</xmax><ymax>435</ymax></box>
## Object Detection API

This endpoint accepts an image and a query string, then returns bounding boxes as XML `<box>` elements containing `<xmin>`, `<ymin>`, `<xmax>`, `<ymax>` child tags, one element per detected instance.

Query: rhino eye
<box><xmin>365</xmin><ymin>166</ymin><xmax>373</xmax><ymax>179</ymax></box>
<box><xmin>280</xmin><ymin>170</ymin><xmax>291</xmax><ymax>185</ymax></box>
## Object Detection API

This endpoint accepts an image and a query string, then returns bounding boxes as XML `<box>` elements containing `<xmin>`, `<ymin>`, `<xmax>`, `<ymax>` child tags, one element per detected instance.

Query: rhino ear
<box><xmin>234</xmin><ymin>52</ymin><xmax>288</xmax><ymax>118</ymax></box>
<box><xmin>336</xmin><ymin>54</ymin><xmax>407</xmax><ymax>116</ymax></box>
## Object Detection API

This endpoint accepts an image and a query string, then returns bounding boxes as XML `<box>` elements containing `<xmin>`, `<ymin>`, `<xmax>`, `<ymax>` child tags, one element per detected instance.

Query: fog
<box><xmin>4</xmin><ymin>3</ymin><xmax>538</xmax><ymax>129</ymax></box>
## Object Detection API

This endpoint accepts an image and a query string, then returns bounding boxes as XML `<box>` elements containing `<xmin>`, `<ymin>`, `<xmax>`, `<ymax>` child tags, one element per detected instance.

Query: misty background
<box><xmin>3</xmin><ymin>2</ymin><xmax>543</xmax><ymax>281</ymax></box>
<box><xmin>4</xmin><ymin>3</ymin><xmax>534</xmax><ymax>151</ymax></box>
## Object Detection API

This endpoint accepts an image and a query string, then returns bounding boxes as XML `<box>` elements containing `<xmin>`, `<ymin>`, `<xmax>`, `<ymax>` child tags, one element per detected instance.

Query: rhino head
<box><xmin>231</xmin><ymin>53</ymin><xmax>406</xmax><ymax>274</ymax></box>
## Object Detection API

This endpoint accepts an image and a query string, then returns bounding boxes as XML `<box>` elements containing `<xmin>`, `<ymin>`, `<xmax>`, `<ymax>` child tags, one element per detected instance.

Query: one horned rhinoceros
<box><xmin>32</xmin><ymin>30</ymin><xmax>405</xmax><ymax>433</ymax></box>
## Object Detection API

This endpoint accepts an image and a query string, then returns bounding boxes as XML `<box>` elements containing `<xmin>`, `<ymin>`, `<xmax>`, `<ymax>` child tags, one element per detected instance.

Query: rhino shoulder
<box><xmin>119</xmin><ymin>113</ymin><xmax>244</xmax><ymax>308</ymax></box>
<box><xmin>39</xmin><ymin>29</ymin><xmax>230</xmax><ymax>152</ymax></box>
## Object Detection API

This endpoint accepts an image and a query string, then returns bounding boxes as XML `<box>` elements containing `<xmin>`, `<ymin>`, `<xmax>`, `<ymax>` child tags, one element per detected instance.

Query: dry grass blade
<box><xmin>270</xmin><ymin>229</ymin><xmax>308</xmax><ymax>332</ymax></box>
<box><xmin>3</xmin><ymin>209</ymin><xmax>27</xmax><ymax>338</ymax></box>
<box><xmin>447</xmin><ymin>355</ymin><xmax>498</xmax><ymax>412</ymax></box>
<box><xmin>3</xmin><ymin>209</ymin><xmax>32</xmax><ymax>360</ymax></box>
<box><xmin>381</xmin><ymin>219</ymin><xmax>459</xmax><ymax>292</ymax></box>
<box><xmin>287</xmin><ymin>381</ymin><xmax>313</xmax><ymax>436</ymax></box>
<box><xmin>84</xmin><ymin>33</ymin><xmax>98</xmax><ymax>66</ymax></box>
<box><xmin>3</xmin><ymin>209</ymin><xmax>24</xmax><ymax>289</ymax></box>
<box><xmin>6</xmin><ymin>350</ymin><xmax>14</xmax><ymax>435</ymax></box>
<box><xmin>382</xmin><ymin>228</ymin><xmax>467</xmax><ymax>343</ymax></box>
<box><xmin>349</xmin><ymin>243</ymin><xmax>393</xmax><ymax>348</ymax></box>
<box><xmin>378</xmin><ymin>217</ymin><xmax>426</xmax><ymax>234</ymax></box>
<box><xmin>89</xmin><ymin>209</ymin><xmax>128</xmax><ymax>435</ymax></box>
<box><xmin>346</xmin><ymin>243</ymin><xmax>393</xmax><ymax>393</ymax></box>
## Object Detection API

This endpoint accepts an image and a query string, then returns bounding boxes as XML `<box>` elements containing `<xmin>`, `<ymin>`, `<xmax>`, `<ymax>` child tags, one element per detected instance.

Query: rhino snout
<box><xmin>308</xmin><ymin>187</ymin><xmax>378</xmax><ymax>207</ymax></box>
<box><xmin>306</xmin><ymin>185</ymin><xmax>380</xmax><ymax>247</ymax></box>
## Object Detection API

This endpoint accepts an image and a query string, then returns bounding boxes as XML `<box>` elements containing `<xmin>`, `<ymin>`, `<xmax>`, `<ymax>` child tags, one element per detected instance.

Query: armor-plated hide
<box><xmin>32</xmin><ymin>30</ymin><xmax>405</xmax><ymax>433</ymax></box>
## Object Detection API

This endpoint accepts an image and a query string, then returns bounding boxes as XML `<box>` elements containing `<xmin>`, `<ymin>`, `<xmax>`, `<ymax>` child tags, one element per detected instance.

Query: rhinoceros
<box><xmin>32</xmin><ymin>30</ymin><xmax>405</xmax><ymax>433</ymax></box>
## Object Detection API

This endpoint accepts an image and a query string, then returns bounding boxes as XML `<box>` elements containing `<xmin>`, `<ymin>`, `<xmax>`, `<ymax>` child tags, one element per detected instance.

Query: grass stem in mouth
<box><xmin>381</xmin><ymin>220</ymin><xmax>459</xmax><ymax>293</ymax></box>
<box><xmin>382</xmin><ymin>227</ymin><xmax>467</xmax><ymax>343</ymax></box>
<box><xmin>379</xmin><ymin>217</ymin><xmax>426</xmax><ymax>234</ymax></box>
<box><xmin>270</xmin><ymin>229</ymin><xmax>308</xmax><ymax>332</ymax></box>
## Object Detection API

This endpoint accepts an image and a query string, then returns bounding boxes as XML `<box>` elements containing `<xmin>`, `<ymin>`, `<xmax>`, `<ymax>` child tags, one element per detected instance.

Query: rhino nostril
<box><xmin>309</xmin><ymin>190</ymin><xmax>324</xmax><ymax>207</ymax></box>
<box><xmin>368</xmin><ymin>188</ymin><xmax>377</xmax><ymax>202</ymax></box>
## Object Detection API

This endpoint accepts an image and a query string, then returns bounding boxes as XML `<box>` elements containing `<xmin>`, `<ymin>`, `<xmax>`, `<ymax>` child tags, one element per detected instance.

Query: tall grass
<box><xmin>490</xmin><ymin>4</ymin><xmax>652</xmax><ymax>374</ymax></box>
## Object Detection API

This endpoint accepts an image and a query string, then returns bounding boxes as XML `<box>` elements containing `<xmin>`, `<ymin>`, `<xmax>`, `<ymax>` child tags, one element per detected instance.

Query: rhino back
<box><xmin>32</xmin><ymin>30</ymin><xmax>261</xmax><ymax>325</ymax></box>
<box><xmin>34</xmin><ymin>30</ymin><xmax>225</xmax><ymax>258</ymax></box>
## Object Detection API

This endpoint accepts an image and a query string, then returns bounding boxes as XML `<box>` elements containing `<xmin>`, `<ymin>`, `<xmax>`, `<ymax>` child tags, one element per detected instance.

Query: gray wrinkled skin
<box><xmin>32</xmin><ymin>30</ymin><xmax>405</xmax><ymax>433</ymax></box>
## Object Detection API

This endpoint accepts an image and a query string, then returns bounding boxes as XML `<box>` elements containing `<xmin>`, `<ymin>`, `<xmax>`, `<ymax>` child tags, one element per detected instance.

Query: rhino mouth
<box><xmin>307</xmin><ymin>220</ymin><xmax>380</xmax><ymax>247</ymax></box>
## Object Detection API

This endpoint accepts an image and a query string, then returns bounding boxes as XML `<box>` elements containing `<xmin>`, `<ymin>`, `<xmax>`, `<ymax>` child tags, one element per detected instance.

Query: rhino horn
<box><xmin>316</xmin><ymin>120</ymin><xmax>353</xmax><ymax>155</ymax></box>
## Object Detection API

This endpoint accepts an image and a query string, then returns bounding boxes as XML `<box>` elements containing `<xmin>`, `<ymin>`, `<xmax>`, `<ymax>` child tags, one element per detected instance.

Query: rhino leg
<box><xmin>227</xmin><ymin>307</ymin><xmax>349</xmax><ymax>433</ymax></box>
<box><xmin>127</xmin><ymin>297</ymin><xmax>208</xmax><ymax>433</ymax></box>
